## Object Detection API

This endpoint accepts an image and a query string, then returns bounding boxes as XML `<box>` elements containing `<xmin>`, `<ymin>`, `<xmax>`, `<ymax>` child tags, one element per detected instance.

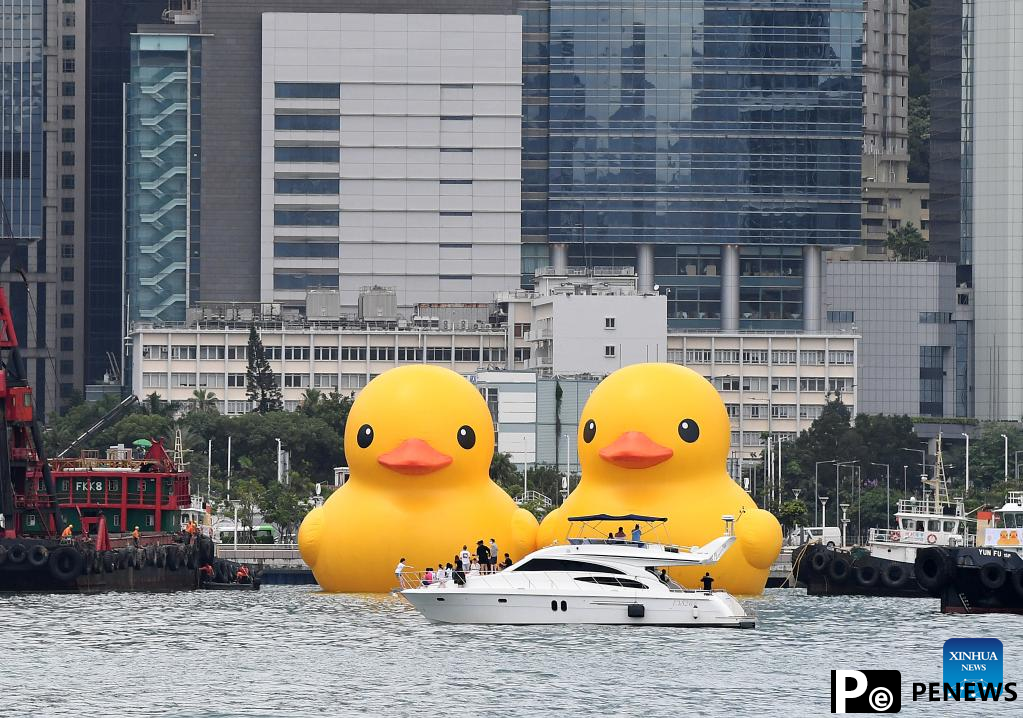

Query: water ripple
<box><xmin>1</xmin><ymin>588</ymin><xmax>1019</xmax><ymax>716</ymax></box>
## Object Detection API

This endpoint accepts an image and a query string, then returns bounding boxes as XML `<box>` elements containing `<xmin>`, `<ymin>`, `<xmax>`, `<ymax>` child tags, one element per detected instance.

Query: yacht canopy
<box><xmin>568</xmin><ymin>514</ymin><xmax>667</xmax><ymax>523</ymax></box>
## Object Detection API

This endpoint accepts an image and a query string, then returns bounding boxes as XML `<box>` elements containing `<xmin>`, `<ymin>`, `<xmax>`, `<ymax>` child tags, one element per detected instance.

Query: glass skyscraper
<box><xmin>521</xmin><ymin>0</ymin><xmax>862</xmax><ymax>329</ymax></box>
<box><xmin>124</xmin><ymin>31</ymin><xmax>202</xmax><ymax>322</ymax></box>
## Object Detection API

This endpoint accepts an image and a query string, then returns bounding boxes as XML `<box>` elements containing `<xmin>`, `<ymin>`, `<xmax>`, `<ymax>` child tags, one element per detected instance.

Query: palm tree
<box><xmin>190</xmin><ymin>388</ymin><xmax>219</xmax><ymax>413</ymax></box>
<box><xmin>144</xmin><ymin>392</ymin><xmax>180</xmax><ymax>417</ymax></box>
<box><xmin>300</xmin><ymin>388</ymin><xmax>322</xmax><ymax>409</ymax></box>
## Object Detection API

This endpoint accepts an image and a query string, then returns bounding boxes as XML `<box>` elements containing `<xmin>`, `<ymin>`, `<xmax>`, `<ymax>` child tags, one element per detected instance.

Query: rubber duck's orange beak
<box><xmin>599</xmin><ymin>431</ymin><xmax>673</xmax><ymax>469</ymax></box>
<box><xmin>378</xmin><ymin>438</ymin><xmax>453</xmax><ymax>475</ymax></box>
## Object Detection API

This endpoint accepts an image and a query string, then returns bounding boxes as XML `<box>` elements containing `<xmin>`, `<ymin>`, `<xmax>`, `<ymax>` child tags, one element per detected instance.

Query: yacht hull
<box><xmin>401</xmin><ymin>588</ymin><xmax>754</xmax><ymax>627</ymax></box>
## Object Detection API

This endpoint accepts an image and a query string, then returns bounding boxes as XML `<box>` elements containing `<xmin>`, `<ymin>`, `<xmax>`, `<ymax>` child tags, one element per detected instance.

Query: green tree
<box><xmin>144</xmin><ymin>392</ymin><xmax>179</xmax><ymax>417</ymax></box>
<box><xmin>245</xmin><ymin>325</ymin><xmax>282</xmax><ymax>413</ymax></box>
<box><xmin>777</xmin><ymin>499</ymin><xmax>808</xmax><ymax>534</ymax></box>
<box><xmin>190</xmin><ymin>388</ymin><xmax>219</xmax><ymax>413</ymax></box>
<box><xmin>522</xmin><ymin>464</ymin><xmax>562</xmax><ymax>507</ymax></box>
<box><xmin>886</xmin><ymin>222</ymin><xmax>928</xmax><ymax>261</ymax></box>
<box><xmin>907</xmin><ymin>96</ymin><xmax>930</xmax><ymax>183</ymax></box>
<box><xmin>489</xmin><ymin>451</ymin><xmax>523</xmax><ymax>497</ymax></box>
<box><xmin>260</xmin><ymin>481</ymin><xmax>308</xmax><ymax>541</ymax></box>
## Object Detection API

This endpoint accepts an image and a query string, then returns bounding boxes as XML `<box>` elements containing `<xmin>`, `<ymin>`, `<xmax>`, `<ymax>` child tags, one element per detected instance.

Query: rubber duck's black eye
<box><xmin>677</xmin><ymin>419</ymin><xmax>700</xmax><ymax>443</ymax></box>
<box><xmin>457</xmin><ymin>425</ymin><xmax>476</xmax><ymax>450</ymax></box>
<box><xmin>356</xmin><ymin>424</ymin><xmax>374</xmax><ymax>449</ymax></box>
<box><xmin>583</xmin><ymin>419</ymin><xmax>597</xmax><ymax>443</ymax></box>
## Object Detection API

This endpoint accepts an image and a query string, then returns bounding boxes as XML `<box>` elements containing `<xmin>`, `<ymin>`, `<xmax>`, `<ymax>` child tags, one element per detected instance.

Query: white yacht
<box><xmin>399</xmin><ymin>514</ymin><xmax>755</xmax><ymax>628</ymax></box>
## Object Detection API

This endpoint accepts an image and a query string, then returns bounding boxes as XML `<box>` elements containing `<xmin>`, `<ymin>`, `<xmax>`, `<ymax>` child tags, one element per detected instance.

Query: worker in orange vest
<box><xmin>132</xmin><ymin>526</ymin><xmax>141</xmax><ymax>548</ymax></box>
<box><xmin>60</xmin><ymin>523</ymin><xmax>73</xmax><ymax>542</ymax></box>
<box><xmin>185</xmin><ymin>519</ymin><xmax>197</xmax><ymax>545</ymax></box>
<box><xmin>236</xmin><ymin>564</ymin><xmax>251</xmax><ymax>584</ymax></box>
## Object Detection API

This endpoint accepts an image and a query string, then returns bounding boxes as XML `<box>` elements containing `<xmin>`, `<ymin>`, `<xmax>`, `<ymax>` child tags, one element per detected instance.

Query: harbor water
<box><xmin>2</xmin><ymin>586</ymin><xmax>1020</xmax><ymax>717</ymax></box>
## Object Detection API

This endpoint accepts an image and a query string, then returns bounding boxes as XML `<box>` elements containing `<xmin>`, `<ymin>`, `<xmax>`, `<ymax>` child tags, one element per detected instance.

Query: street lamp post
<box><xmin>871</xmin><ymin>462</ymin><xmax>891</xmax><ymax>528</ymax></box>
<box><xmin>1002</xmin><ymin>434</ymin><xmax>1010</xmax><ymax>483</ymax></box>
<box><xmin>961</xmin><ymin>432</ymin><xmax>970</xmax><ymax>494</ymax></box>
<box><xmin>562</xmin><ymin>432</ymin><xmax>572</xmax><ymax>501</ymax></box>
<box><xmin>836</xmin><ymin>461</ymin><xmax>857</xmax><ymax>528</ymax></box>
<box><xmin>840</xmin><ymin>503</ymin><xmax>850</xmax><ymax>548</ymax></box>
<box><xmin>902</xmin><ymin>465</ymin><xmax>908</xmax><ymax>494</ymax></box>
<box><xmin>814</xmin><ymin>460</ymin><xmax>836</xmax><ymax>526</ymax></box>
<box><xmin>1015</xmin><ymin>451</ymin><xmax>1023</xmax><ymax>484</ymax></box>
<box><xmin>901</xmin><ymin>447</ymin><xmax>925</xmax><ymax>494</ymax></box>
<box><xmin>819</xmin><ymin>496</ymin><xmax>830</xmax><ymax>528</ymax></box>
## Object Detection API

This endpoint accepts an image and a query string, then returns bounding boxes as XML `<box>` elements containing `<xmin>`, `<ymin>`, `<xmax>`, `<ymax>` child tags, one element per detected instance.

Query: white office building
<box><xmin>261</xmin><ymin>12</ymin><xmax>522</xmax><ymax>312</ymax></box>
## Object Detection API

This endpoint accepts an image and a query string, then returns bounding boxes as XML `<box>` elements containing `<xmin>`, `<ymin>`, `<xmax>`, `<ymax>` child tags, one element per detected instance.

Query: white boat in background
<box><xmin>399</xmin><ymin>514</ymin><xmax>755</xmax><ymax>628</ymax></box>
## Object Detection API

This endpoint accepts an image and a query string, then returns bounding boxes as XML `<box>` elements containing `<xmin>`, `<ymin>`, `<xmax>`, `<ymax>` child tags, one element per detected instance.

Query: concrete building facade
<box><xmin>824</xmin><ymin>260</ymin><xmax>968</xmax><ymax>417</ymax></box>
<box><xmin>260</xmin><ymin>11</ymin><xmax>522</xmax><ymax>311</ymax></box>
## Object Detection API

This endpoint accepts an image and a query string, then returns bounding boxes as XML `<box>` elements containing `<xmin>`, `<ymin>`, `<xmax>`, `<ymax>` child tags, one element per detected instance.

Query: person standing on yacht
<box><xmin>488</xmin><ymin>538</ymin><xmax>499</xmax><ymax>573</ymax></box>
<box><xmin>631</xmin><ymin>524</ymin><xmax>642</xmax><ymax>543</ymax></box>
<box><xmin>475</xmin><ymin>540</ymin><xmax>490</xmax><ymax>574</ymax></box>
<box><xmin>459</xmin><ymin>545</ymin><xmax>471</xmax><ymax>573</ymax></box>
<box><xmin>701</xmin><ymin>573</ymin><xmax>714</xmax><ymax>591</ymax></box>
<box><xmin>395</xmin><ymin>558</ymin><xmax>412</xmax><ymax>586</ymax></box>
<box><xmin>614</xmin><ymin>527</ymin><xmax>627</xmax><ymax>541</ymax></box>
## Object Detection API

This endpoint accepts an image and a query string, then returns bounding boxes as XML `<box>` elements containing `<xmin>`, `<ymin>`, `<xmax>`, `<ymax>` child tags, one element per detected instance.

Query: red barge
<box><xmin>0</xmin><ymin>282</ymin><xmax>244</xmax><ymax>592</ymax></box>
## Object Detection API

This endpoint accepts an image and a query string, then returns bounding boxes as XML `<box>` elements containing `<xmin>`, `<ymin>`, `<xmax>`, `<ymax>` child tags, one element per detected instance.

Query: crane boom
<box><xmin>57</xmin><ymin>395</ymin><xmax>141</xmax><ymax>458</ymax></box>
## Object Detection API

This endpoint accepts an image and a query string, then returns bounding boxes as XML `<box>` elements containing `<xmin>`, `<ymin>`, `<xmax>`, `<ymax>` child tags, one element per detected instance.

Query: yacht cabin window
<box><xmin>514</xmin><ymin>558</ymin><xmax>625</xmax><ymax>574</ymax></box>
<box><xmin>1002</xmin><ymin>512</ymin><xmax>1023</xmax><ymax>529</ymax></box>
<box><xmin>574</xmin><ymin>577</ymin><xmax>649</xmax><ymax>589</ymax></box>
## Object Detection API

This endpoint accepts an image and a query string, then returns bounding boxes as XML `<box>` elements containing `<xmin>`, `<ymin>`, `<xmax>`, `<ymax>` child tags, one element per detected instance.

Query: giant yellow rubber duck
<box><xmin>537</xmin><ymin>363</ymin><xmax>781</xmax><ymax>595</ymax></box>
<box><xmin>299</xmin><ymin>365</ymin><xmax>539</xmax><ymax>592</ymax></box>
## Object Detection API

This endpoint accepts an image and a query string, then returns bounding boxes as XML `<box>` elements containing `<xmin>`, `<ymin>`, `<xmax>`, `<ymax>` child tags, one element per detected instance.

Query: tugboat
<box><xmin>0</xmin><ymin>281</ymin><xmax>248</xmax><ymax>592</ymax></box>
<box><xmin>792</xmin><ymin>437</ymin><xmax>971</xmax><ymax>597</ymax></box>
<box><xmin>915</xmin><ymin>491</ymin><xmax>1023</xmax><ymax>614</ymax></box>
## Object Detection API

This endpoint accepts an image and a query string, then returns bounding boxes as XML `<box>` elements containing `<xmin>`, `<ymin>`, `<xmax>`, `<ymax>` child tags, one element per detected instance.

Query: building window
<box><xmin>63</xmin><ymin>11</ymin><xmax>75</xmax><ymax>26</ymax></box>
<box><xmin>725</xmin><ymin>403</ymin><xmax>739</xmax><ymax>418</ymax></box>
<box><xmin>274</xmin><ymin>114</ymin><xmax>340</xmax><ymax>131</ymax></box>
<box><xmin>743</xmin><ymin>432</ymin><xmax>764</xmax><ymax>447</ymax></box>
<box><xmin>59</xmin><ymin>360</ymin><xmax>73</xmax><ymax>376</ymax></box>
<box><xmin>827</xmin><ymin>311</ymin><xmax>854</xmax><ymax>323</ymax></box>
<box><xmin>799</xmin><ymin>405</ymin><xmax>825</xmax><ymax>419</ymax></box>
<box><xmin>142</xmin><ymin>373</ymin><xmax>168</xmax><ymax>389</ymax></box>
<box><xmin>513</xmin><ymin>323</ymin><xmax>531</xmax><ymax>339</ymax></box>
<box><xmin>61</xmin><ymin>105</ymin><xmax>75</xmax><ymax>120</ymax></box>
<box><xmin>198</xmin><ymin>373</ymin><xmax>225</xmax><ymax>388</ymax></box>
<box><xmin>829</xmin><ymin>378</ymin><xmax>853</xmax><ymax>394</ymax></box>
<box><xmin>227</xmin><ymin>346</ymin><xmax>246</xmax><ymax>361</ymax></box>
<box><xmin>273</xmin><ymin>210</ymin><xmax>339</xmax><ymax>227</ymax></box>
<box><xmin>171</xmin><ymin>373</ymin><xmax>197</xmax><ymax>388</ymax></box>
<box><xmin>742</xmin><ymin>350</ymin><xmax>768</xmax><ymax>364</ymax></box>
<box><xmin>339</xmin><ymin>373</ymin><xmax>368</xmax><ymax>389</ymax></box>
<box><xmin>772</xmin><ymin>377</ymin><xmax>797</xmax><ymax>392</ymax></box>
<box><xmin>226</xmin><ymin>400</ymin><xmax>252</xmax><ymax>415</ymax></box>
<box><xmin>921</xmin><ymin>198</ymin><xmax>929</xmax><ymax>209</ymax></box>
<box><xmin>314</xmin><ymin>346</ymin><xmax>338</xmax><ymax>361</ymax></box>
<box><xmin>61</xmin><ymin>128</ymin><xmax>75</xmax><ymax>143</ymax></box>
<box><xmin>514</xmin><ymin>347</ymin><xmax>531</xmax><ymax>362</ymax></box>
<box><xmin>604</xmin><ymin>316</ymin><xmax>615</xmax><ymax>329</ymax></box>
<box><xmin>829</xmin><ymin>350</ymin><xmax>854</xmax><ymax>365</ymax></box>
<box><xmin>274</xmin><ymin>178</ymin><xmax>340</xmax><ymax>195</ymax></box>
<box><xmin>60</xmin><ymin>221</ymin><xmax>74</xmax><ymax>236</ymax></box>
<box><xmin>771</xmin><ymin>350</ymin><xmax>797</xmax><ymax>365</ymax></box>
<box><xmin>397</xmin><ymin>347</ymin><xmax>422</xmax><ymax>362</ymax></box>
<box><xmin>227</xmin><ymin>373</ymin><xmax>245</xmax><ymax>387</ymax></box>
<box><xmin>273</xmin><ymin>146</ymin><xmax>340</xmax><ymax>163</ymax></box>
<box><xmin>714</xmin><ymin>349</ymin><xmax>739</xmax><ymax>363</ymax></box>
<box><xmin>284</xmin><ymin>346</ymin><xmax>310</xmax><ymax>361</ymax></box>
<box><xmin>61</xmin><ymin>244</ymin><xmax>74</xmax><ymax>259</ymax></box>
<box><xmin>60</xmin><ymin>267</ymin><xmax>74</xmax><ymax>282</ymax></box>
<box><xmin>426</xmin><ymin>347</ymin><xmax>452</xmax><ymax>362</ymax></box>
<box><xmin>604</xmin><ymin>345</ymin><xmax>616</xmax><ymax>358</ymax></box>
<box><xmin>799</xmin><ymin>378</ymin><xmax>827</xmax><ymax>392</ymax></box>
<box><xmin>743</xmin><ymin>404</ymin><xmax>763</xmax><ymax>419</ymax></box>
<box><xmin>62</xmin><ymin>58</ymin><xmax>76</xmax><ymax>73</ymax></box>
<box><xmin>60</xmin><ymin>313</ymin><xmax>74</xmax><ymax>329</ymax></box>
<box><xmin>369</xmin><ymin>347</ymin><xmax>395</xmax><ymax>362</ymax></box>
<box><xmin>919</xmin><ymin>312</ymin><xmax>951</xmax><ymax>324</ymax></box>
<box><xmin>60</xmin><ymin>337</ymin><xmax>74</xmax><ymax>351</ymax></box>
<box><xmin>199</xmin><ymin>345</ymin><xmax>225</xmax><ymax>360</ymax></box>
<box><xmin>142</xmin><ymin>345</ymin><xmax>168</xmax><ymax>360</ymax></box>
<box><xmin>170</xmin><ymin>345</ymin><xmax>197</xmax><ymax>360</ymax></box>
<box><xmin>61</xmin><ymin>151</ymin><xmax>75</xmax><ymax>166</ymax></box>
<box><xmin>274</xmin><ymin>82</ymin><xmax>341</xmax><ymax>98</ymax></box>
<box><xmin>314</xmin><ymin>373</ymin><xmax>339</xmax><ymax>388</ymax></box>
<box><xmin>61</xmin><ymin>175</ymin><xmax>75</xmax><ymax>189</ymax></box>
<box><xmin>340</xmin><ymin>346</ymin><xmax>367</xmax><ymax>361</ymax></box>
<box><xmin>61</xmin><ymin>82</ymin><xmax>75</xmax><ymax>97</ymax></box>
<box><xmin>60</xmin><ymin>290</ymin><xmax>74</xmax><ymax>305</ymax></box>
<box><xmin>62</xmin><ymin>35</ymin><xmax>75</xmax><ymax>50</ymax></box>
<box><xmin>888</xmin><ymin>197</ymin><xmax>901</xmax><ymax>208</ymax></box>
<box><xmin>799</xmin><ymin>350</ymin><xmax>825</xmax><ymax>366</ymax></box>
<box><xmin>685</xmin><ymin>349</ymin><xmax>711</xmax><ymax>363</ymax></box>
<box><xmin>742</xmin><ymin>377</ymin><xmax>767</xmax><ymax>392</ymax></box>
<box><xmin>714</xmin><ymin>376</ymin><xmax>740</xmax><ymax>392</ymax></box>
<box><xmin>771</xmin><ymin>404</ymin><xmax>795</xmax><ymax>419</ymax></box>
<box><xmin>263</xmin><ymin>347</ymin><xmax>282</xmax><ymax>361</ymax></box>
<box><xmin>61</xmin><ymin>197</ymin><xmax>74</xmax><ymax>212</ymax></box>
<box><xmin>453</xmin><ymin>348</ymin><xmax>480</xmax><ymax>362</ymax></box>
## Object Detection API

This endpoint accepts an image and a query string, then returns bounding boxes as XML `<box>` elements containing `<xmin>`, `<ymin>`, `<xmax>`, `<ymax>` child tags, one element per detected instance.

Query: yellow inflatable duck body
<box><xmin>299</xmin><ymin>365</ymin><xmax>539</xmax><ymax>592</ymax></box>
<box><xmin>537</xmin><ymin>363</ymin><xmax>781</xmax><ymax>595</ymax></box>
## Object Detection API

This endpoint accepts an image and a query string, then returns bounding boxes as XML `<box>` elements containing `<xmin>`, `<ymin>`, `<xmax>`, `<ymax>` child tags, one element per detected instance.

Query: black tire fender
<box><xmin>7</xmin><ymin>543</ymin><xmax>27</xmax><ymax>564</ymax></box>
<box><xmin>810</xmin><ymin>547</ymin><xmax>831</xmax><ymax>573</ymax></box>
<box><xmin>979</xmin><ymin>561</ymin><xmax>1007</xmax><ymax>590</ymax></box>
<box><xmin>48</xmin><ymin>546</ymin><xmax>84</xmax><ymax>582</ymax></box>
<box><xmin>881</xmin><ymin>562</ymin><xmax>908</xmax><ymax>588</ymax></box>
<box><xmin>854</xmin><ymin>564</ymin><xmax>879</xmax><ymax>587</ymax></box>
<box><xmin>829</xmin><ymin>556</ymin><xmax>851</xmax><ymax>582</ymax></box>
<box><xmin>28</xmin><ymin>544</ymin><xmax>49</xmax><ymax>567</ymax></box>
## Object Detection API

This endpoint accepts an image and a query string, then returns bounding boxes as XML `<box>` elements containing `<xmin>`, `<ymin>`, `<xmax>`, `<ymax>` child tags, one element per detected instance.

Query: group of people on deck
<box><xmin>606</xmin><ymin>524</ymin><xmax>645</xmax><ymax>543</ymax></box>
<box><xmin>395</xmin><ymin>538</ymin><xmax>515</xmax><ymax>587</ymax></box>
